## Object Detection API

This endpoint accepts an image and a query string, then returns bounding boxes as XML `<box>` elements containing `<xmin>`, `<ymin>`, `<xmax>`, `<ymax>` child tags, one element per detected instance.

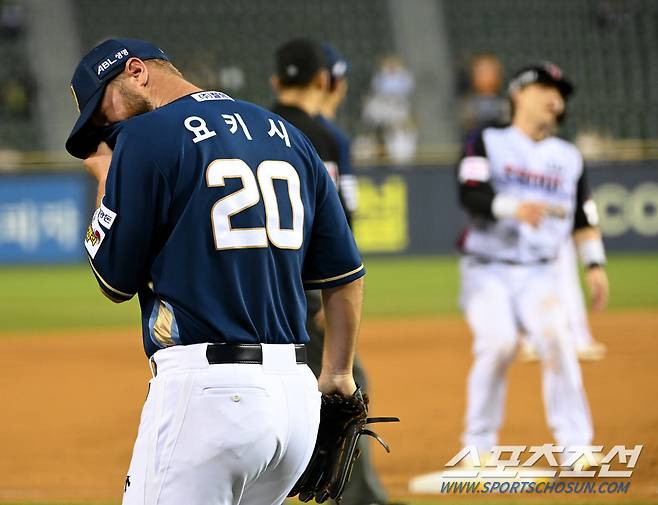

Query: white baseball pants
<box><xmin>459</xmin><ymin>257</ymin><xmax>593</xmax><ymax>453</ymax></box>
<box><xmin>122</xmin><ymin>343</ymin><xmax>320</xmax><ymax>505</ymax></box>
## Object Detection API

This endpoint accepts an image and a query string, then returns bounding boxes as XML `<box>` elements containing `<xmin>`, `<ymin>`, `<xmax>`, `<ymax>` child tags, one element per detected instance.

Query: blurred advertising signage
<box><xmin>353</xmin><ymin>176</ymin><xmax>409</xmax><ymax>253</ymax></box>
<box><xmin>587</xmin><ymin>161</ymin><xmax>658</xmax><ymax>252</ymax></box>
<box><xmin>593</xmin><ymin>182</ymin><xmax>658</xmax><ymax>238</ymax></box>
<box><xmin>0</xmin><ymin>174</ymin><xmax>89</xmax><ymax>263</ymax></box>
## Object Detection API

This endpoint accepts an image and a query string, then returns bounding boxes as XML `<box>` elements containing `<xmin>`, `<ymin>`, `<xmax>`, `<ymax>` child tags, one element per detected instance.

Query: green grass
<box><xmin>363</xmin><ymin>255</ymin><xmax>461</xmax><ymax>317</ymax></box>
<box><xmin>363</xmin><ymin>252</ymin><xmax>658</xmax><ymax>317</ymax></box>
<box><xmin>594</xmin><ymin>253</ymin><xmax>658</xmax><ymax>309</ymax></box>
<box><xmin>0</xmin><ymin>254</ymin><xmax>656</xmax><ymax>333</ymax></box>
<box><xmin>0</xmin><ymin>264</ymin><xmax>139</xmax><ymax>331</ymax></box>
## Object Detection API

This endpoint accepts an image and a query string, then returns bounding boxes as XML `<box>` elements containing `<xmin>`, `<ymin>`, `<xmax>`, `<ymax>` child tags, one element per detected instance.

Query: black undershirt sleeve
<box><xmin>458</xmin><ymin>183</ymin><xmax>496</xmax><ymax>219</ymax></box>
<box><xmin>573</xmin><ymin>167</ymin><xmax>593</xmax><ymax>231</ymax></box>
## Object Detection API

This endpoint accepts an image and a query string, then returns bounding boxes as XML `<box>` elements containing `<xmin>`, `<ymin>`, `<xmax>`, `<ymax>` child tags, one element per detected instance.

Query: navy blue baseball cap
<box><xmin>322</xmin><ymin>43</ymin><xmax>349</xmax><ymax>86</ymax></box>
<box><xmin>66</xmin><ymin>38</ymin><xmax>169</xmax><ymax>158</ymax></box>
<box><xmin>508</xmin><ymin>61</ymin><xmax>574</xmax><ymax>99</ymax></box>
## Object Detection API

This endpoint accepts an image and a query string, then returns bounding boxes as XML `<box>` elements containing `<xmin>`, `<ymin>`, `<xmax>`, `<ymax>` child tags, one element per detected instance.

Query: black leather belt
<box><xmin>206</xmin><ymin>343</ymin><xmax>307</xmax><ymax>364</ymax></box>
<box><xmin>468</xmin><ymin>255</ymin><xmax>553</xmax><ymax>266</ymax></box>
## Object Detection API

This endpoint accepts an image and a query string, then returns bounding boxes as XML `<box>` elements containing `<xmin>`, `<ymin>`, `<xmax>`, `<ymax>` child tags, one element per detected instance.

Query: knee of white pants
<box><xmin>461</xmin><ymin>267</ymin><xmax>517</xmax><ymax>363</ymax></box>
<box><xmin>473</xmin><ymin>338</ymin><xmax>517</xmax><ymax>370</ymax></box>
<box><xmin>527</xmin><ymin>305</ymin><xmax>573</xmax><ymax>363</ymax></box>
<box><xmin>466</xmin><ymin>296</ymin><xmax>517</xmax><ymax>363</ymax></box>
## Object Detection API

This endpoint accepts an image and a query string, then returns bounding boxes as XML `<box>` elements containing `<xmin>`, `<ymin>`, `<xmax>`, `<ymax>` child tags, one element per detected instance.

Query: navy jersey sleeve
<box><xmin>84</xmin><ymin>129</ymin><xmax>172</xmax><ymax>302</ymax></box>
<box><xmin>457</xmin><ymin>129</ymin><xmax>496</xmax><ymax>219</ymax></box>
<box><xmin>302</xmin><ymin>148</ymin><xmax>364</xmax><ymax>290</ymax></box>
<box><xmin>573</xmin><ymin>167</ymin><xmax>599</xmax><ymax>231</ymax></box>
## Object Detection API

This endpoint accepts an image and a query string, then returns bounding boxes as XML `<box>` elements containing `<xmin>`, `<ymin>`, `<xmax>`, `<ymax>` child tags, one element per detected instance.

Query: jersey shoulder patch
<box><xmin>84</xmin><ymin>200</ymin><xmax>117</xmax><ymax>258</ymax></box>
<box><xmin>85</xmin><ymin>208</ymin><xmax>106</xmax><ymax>259</ymax></box>
<box><xmin>98</xmin><ymin>200</ymin><xmax>117</xmax><ymax>229</ymax></box>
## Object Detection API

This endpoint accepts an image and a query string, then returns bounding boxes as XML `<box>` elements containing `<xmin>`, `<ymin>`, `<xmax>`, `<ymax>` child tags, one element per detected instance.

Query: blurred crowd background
<box><xmin>1</xmin><ymin>0</ymin><xmax>657</xmax><ymax>161</ymax></box>
<box><xmin>0</xmin><ymin>0</ymin><xmax>656</xmax><ymax>262</ymax></box>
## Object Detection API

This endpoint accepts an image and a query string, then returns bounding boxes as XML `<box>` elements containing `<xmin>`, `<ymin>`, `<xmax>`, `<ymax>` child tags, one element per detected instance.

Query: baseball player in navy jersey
<box><xmin>66</xmin><ymin>38</ymin><xmax>365</xmax><ymax>505</ymax></box>
<box><xmin>456</xmin><ymin>62</ymin><xmax>609</xmax><ymax>459</ymax></box>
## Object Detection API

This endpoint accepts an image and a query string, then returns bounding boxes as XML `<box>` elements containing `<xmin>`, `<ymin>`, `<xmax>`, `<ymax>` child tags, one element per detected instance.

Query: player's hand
<box><xmin>585</xmin><ymin>266</ymin><xmax>609</xmax><ymax>311</ymax></box>
<box><xmin>515</xmin><ymin>201</ymin><xmax>548</xmax><ymax>227</ymax></box>
<box><xmin>83</xmin><ymin>141</ymin><xmax>113</xmax><ymax>184</ymax></box>
<box><xmin>318</xmin><ymin>371</ymin><xmax>357</xmax><ymax>397</ymax></box>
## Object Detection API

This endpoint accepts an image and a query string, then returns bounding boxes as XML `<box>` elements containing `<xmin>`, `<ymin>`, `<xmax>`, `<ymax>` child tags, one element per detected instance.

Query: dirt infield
<box><xmin>0</xmin><ymin>310</ymin><xmax>657</xmax><ymax>503</ymax></box>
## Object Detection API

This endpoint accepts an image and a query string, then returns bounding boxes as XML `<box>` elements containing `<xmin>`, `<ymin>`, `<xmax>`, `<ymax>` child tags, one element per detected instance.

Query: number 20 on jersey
<box><xmin>206</xmin><ymin>159</ymin><xmax>304</xmax><ymax>251</ymax></box>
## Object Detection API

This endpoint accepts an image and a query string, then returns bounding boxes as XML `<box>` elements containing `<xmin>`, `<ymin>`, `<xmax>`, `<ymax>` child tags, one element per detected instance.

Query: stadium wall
<box><xmin>354</xmin><ymin>161</ymin><xmax>658</xmax><ymax>255</ymax></box>
<box><xmin>0</xmin><ymin>162</ymin><xmax>655</xmax><ymax>263</ymax></box>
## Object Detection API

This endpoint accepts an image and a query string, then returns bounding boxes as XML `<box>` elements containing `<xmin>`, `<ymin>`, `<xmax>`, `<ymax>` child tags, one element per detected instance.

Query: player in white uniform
<box><xmin>456</xmin><ymin>62</ymin><xmax>609</xmax><ymax>456</ymax></box>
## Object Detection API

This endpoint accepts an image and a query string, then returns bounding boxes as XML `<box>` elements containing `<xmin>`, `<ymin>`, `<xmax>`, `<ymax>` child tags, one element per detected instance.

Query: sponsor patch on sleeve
<box><xmin>84</xmin><ymin>209</ymin><xmax>106</xmax><ymax>259</ymax></box>
<box><xmin>98</xmin><ymin>200</ymin><xmax>117</xmax><ymax>229</ymax></box>
<box><xmin>458</xmin><ymin>156</ymin><xmax>491</xmax><ymax>183</ymax></box>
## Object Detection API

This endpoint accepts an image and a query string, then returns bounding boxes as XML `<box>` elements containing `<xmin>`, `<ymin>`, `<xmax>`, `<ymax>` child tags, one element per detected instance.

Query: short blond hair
<box><xmin>146</xmin><ymin>58</ymin><xmax>183</xmax><ymax>77</ymax></box>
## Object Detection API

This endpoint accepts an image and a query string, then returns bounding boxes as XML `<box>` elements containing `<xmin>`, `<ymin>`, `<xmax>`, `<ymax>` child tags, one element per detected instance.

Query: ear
<box><xmin>123</xmin><ymin>58</ymin><xmax>149</xmax><ymax>87</ymax></box>
<box><xmin>336</xmin><ymin>79</ymin><xmax>348</xmax><ymax>97</ymax></box>
<box><xmin>270</xmin><ymin>75</ymin><xmax>281</xmax><ymax>92</ymax></box>
<box><xmin>510</xmin><ymin>88</ymin><xmax>522</xmax><ymax>107</ymax></box>
<box><xmin>314</xmin><ymin>69</ymin><xmax>330</xmax><ymax>92</ymax></box>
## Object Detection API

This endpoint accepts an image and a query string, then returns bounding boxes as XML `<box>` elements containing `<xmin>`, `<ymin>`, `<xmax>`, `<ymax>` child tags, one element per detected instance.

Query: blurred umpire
<box><xmin>270</xmin><ymin>39</ymin><xmax>397</xmax><ymax>505</ymax></box>
<box><xmin>316</xmin><ymin>43</ymin><xmax>359</xmax><ymax>226</ymax></box>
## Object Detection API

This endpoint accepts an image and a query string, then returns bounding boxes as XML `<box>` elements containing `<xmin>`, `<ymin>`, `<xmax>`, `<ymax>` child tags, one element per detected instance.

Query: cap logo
<box><xmin>509</xmin><ymin>70</ymin><xmax>538</xmax><ymax>93</ymax></box>
<box><xmin>332</xmin><ymin>61</ymin><xmax>347</xmax><ymax>77</ymax></box>
<box><xmin>95</xmin><ymin>48</ymin><xmax>130</xmax><ymax>79</ymax></box>
<box><xmin>286</xmin><ymin>64</ymin><xmax>299</xmax><ymax>77</ymax></box>
<box><xmin>545</xmin><ymin>62</ymin><xmax>563</xmax><ymax>80</ymax></box>
<box><xmin>70</xmin><ymin>84</ymin><xmax>80</xmax><ymax>112</ymax></box>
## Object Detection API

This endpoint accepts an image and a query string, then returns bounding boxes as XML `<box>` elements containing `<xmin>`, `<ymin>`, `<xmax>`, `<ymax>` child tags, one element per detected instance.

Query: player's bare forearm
<box><xmin>94</xmin><ymin>177</ymin><xmax>107</xmax><ymax>207</ymax></box>
<box><xmin>83</xmin><ymin>142</ymin><xmax>113</xmax><ymax>206</ymax></box>
<box><xmin>573</xmin><ymin>225</ymin><xmax>601</xmax><ymax>244</ymax></box>
<box><xmin>319</xmin><ymin>276</ymin><xmax>364</xmax><ymax>396</ymax></box>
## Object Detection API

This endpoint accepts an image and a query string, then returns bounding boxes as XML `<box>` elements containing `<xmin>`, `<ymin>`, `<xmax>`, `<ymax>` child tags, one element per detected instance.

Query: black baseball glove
<box><xmin>288</xmin><ymin>387</ymin><xmax>399</xmax><ymax>503</ymax></box>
